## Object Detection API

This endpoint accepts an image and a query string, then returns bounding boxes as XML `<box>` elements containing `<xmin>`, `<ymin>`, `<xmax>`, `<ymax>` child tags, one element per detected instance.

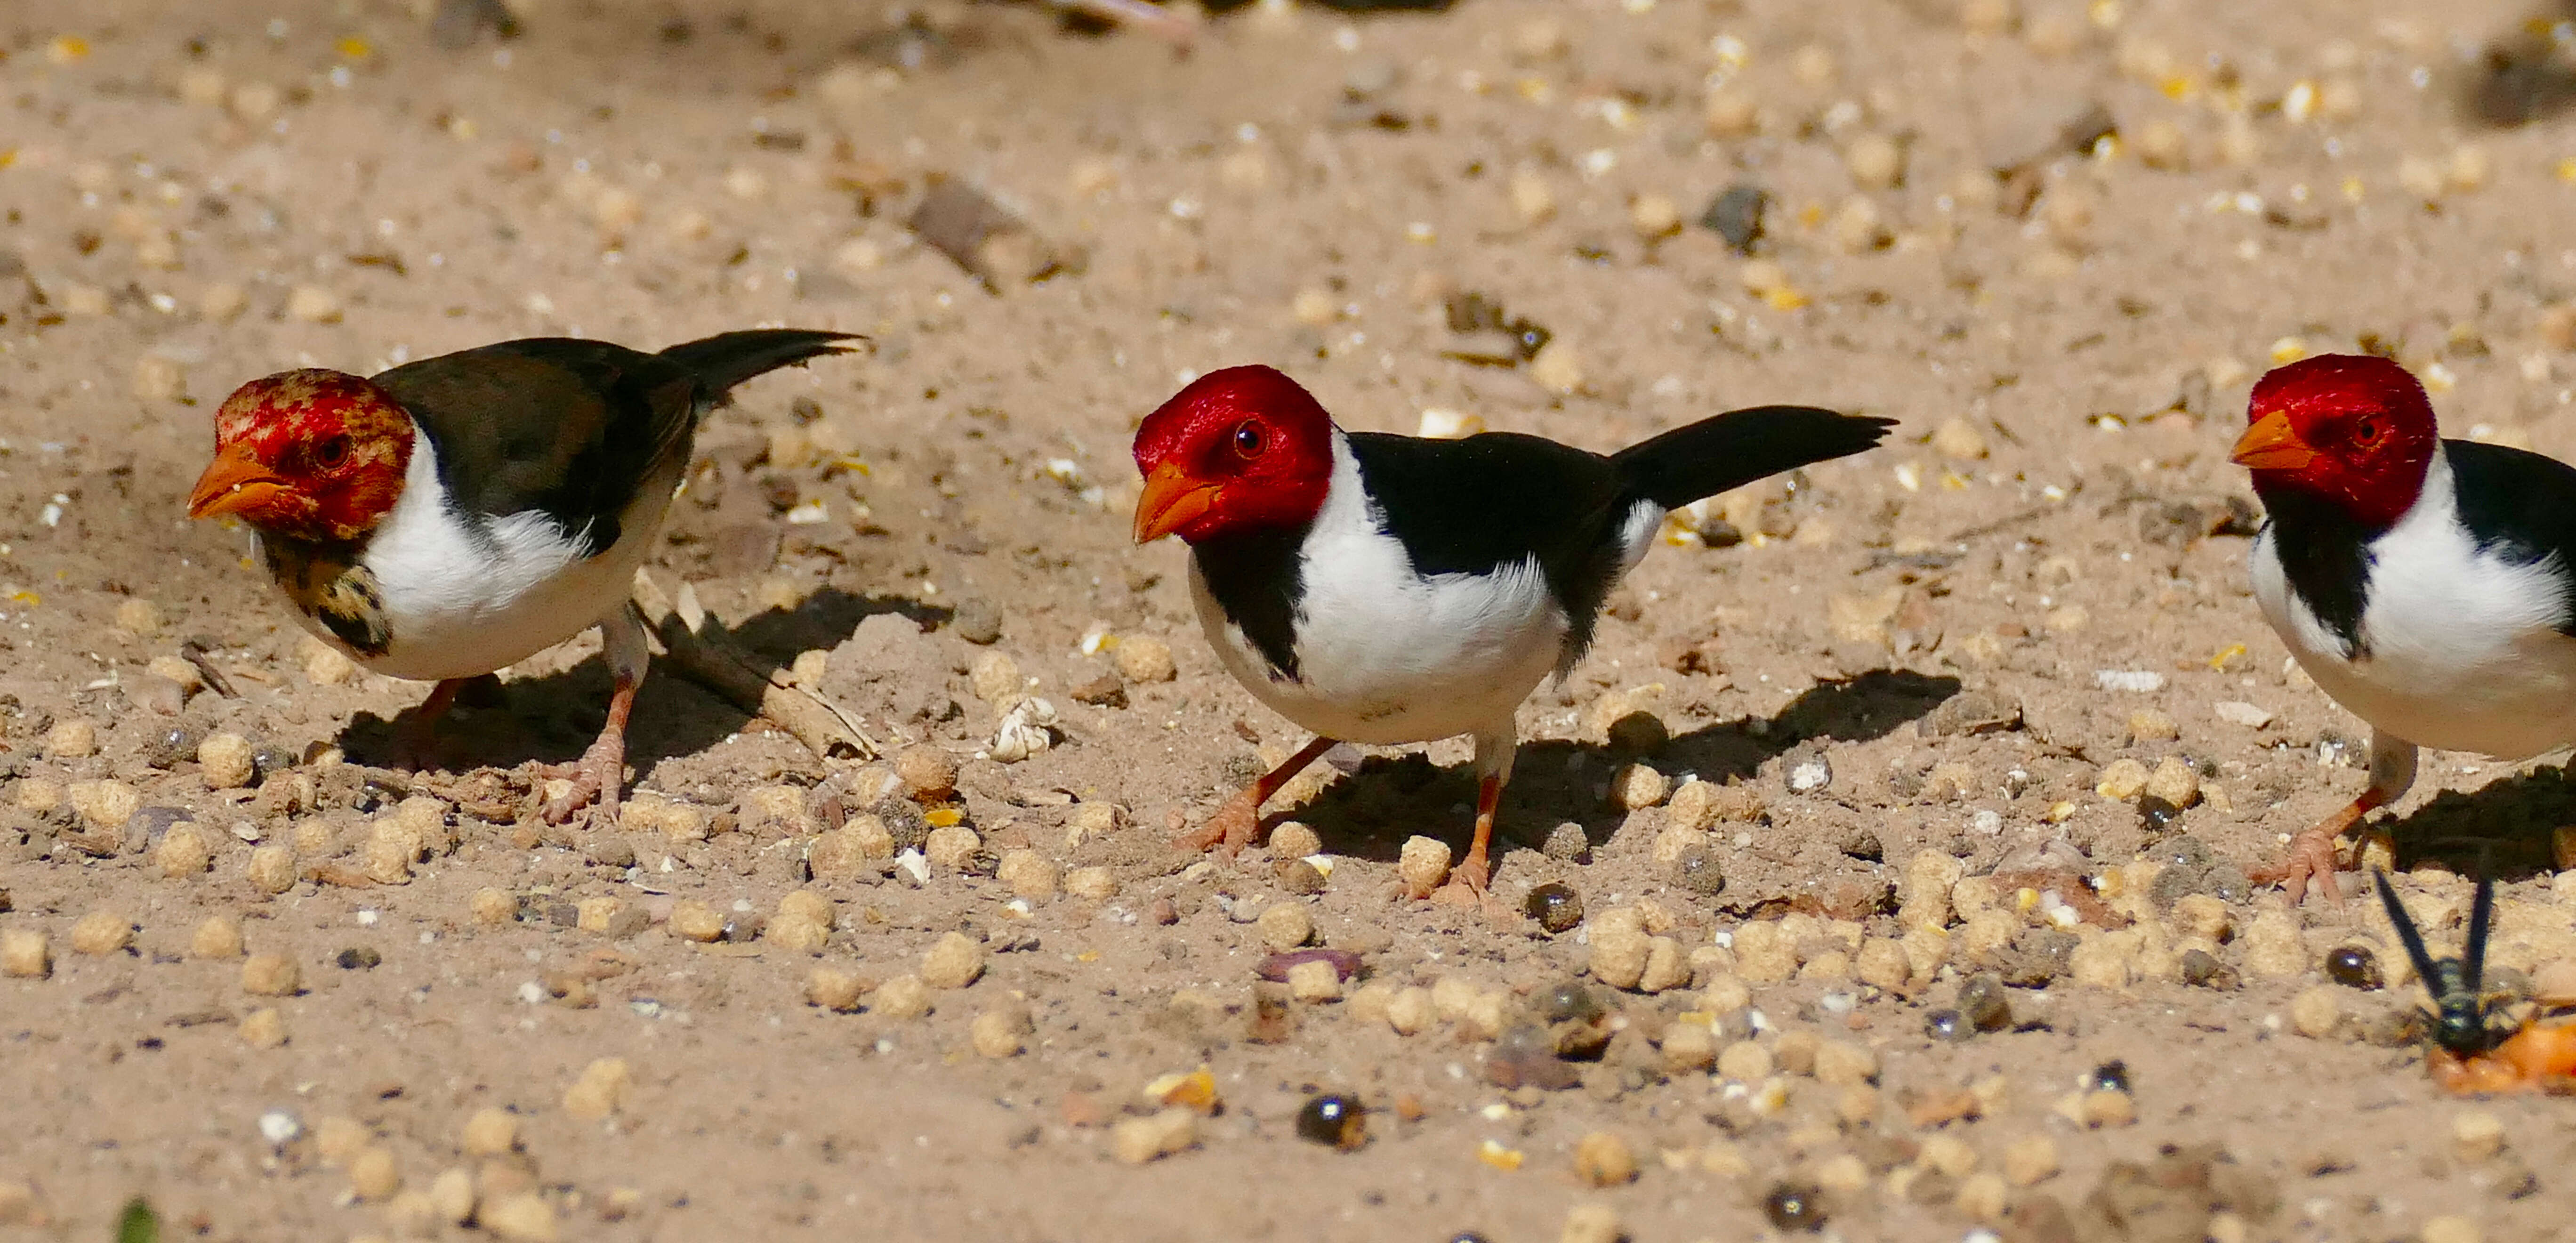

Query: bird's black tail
<box><xmin>660</xmin><ymin>329</ymin><xmax>865</xmax><ymax>396</ymax></box>
<box><xmin>1610</xmin><ymin>405</ymin><xmax>1895</xmax><ymax>508</ymax></box>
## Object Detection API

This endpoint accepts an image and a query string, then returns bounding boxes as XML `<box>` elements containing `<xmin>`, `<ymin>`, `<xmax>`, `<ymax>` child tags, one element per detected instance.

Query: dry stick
<box><xmin>630</xmin><ymin>572</ymin><xmax>878</xmax><ymax>761</ymax></box>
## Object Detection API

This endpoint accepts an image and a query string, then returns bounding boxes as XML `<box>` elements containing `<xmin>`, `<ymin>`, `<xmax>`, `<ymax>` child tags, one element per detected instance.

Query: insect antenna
<box><xmin>2374</xmin><ymin>868</ymin><xmax>2446</xmax><ymax>1000</ymax></box>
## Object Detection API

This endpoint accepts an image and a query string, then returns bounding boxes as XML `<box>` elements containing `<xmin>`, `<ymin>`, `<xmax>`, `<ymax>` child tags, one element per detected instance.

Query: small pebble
<box><xmin>951</xmin><ymin>599</ymin><xmax>1004</xmax><ymax>645</ymax></box>
<box><xmin>997</xmin><ymin>850</ymin><xmax>1060</xmax><ymax>902</ymax></box>
<box><xmin>968</xmin><ymin>651</ymin><xmax>1022</xmax><ymax>706</ymax></box>
<box><xmin>2095</xmin><ymin>758</ymin><xmax>2149</xmax><ymax>801</ymax></box>
<box><xmin>921</xmin><ymin>931</ymin><xmax>987</xmax><ymax>989</ymax></box>
<box><xmin>1268</xmin><ymin>821</ymin><xmax>1324</xmax><ymax>859</ymax></box>
<box><xmin>2079</xmin><ymin>1088</ymin><xmax>2136</xmax><ymax>1128</ymax></box>
<box><xmin>2180</xmin><ymin>949</ymin><xmax>2238</xmax><ymax>989</ymax></box>
<box><xmin>562</xmin><ymin>1057</ymin><xmax>633</xmax><ymax>1119</ymax></box>
<box><xmin>871</xmin><ymin>974</ymin><xmax>933</xmax><ymax>1020</ymax></box>
<box><xmin>1526</xmin><ymin>882</ymin><xmax>1584</xmax><ymax>933</ymax></box>
<box><xmin>669</xmin><ymin>900</ymin><xmax>725</xmax><ymax>943</ymax></box>
<box><xmin>1959</xmin><ymin>974</ymin><xmax>2012</xmax><ymax>1031</ymax></box>
<box><xmin>1256</xmin><ymin>902</ymin><xmax>1314</xmax><ymax>952</ymax></box>
<box><xmin>1609</xmin><ymin>762</ymin><xmax>1668</xmax><ymax>810</ymax></box>
<box><xmin>1064</xmin><ymin>866</ymin><xmax>1119</xmax><ymax>901</ymax></box>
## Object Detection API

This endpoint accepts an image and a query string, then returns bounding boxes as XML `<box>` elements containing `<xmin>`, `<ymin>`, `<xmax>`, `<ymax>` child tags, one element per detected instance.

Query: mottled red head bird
<box><xmin>1134</xmin><ymin>364</ymin><xmax>1892</xmax><ymax>908</ymax></box>
<box><xmin>189</xmin><ymin>329</ymin><xmax>859</xmax><ymax>821</ymax></box>
<box><xmin>2237</xmin><ymin>354</ymin><xmax>2576</xmax><ymax>902</ymax></box>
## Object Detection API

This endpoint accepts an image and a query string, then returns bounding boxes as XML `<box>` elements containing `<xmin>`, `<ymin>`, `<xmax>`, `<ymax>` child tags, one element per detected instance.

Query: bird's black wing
<box><xmin>1344</xmin><ymin>430</ymin><xmax>1629</xmax><ymax>652</ymax></box>
<box><xmin>377</xmin><ymin>331</ymin><xmax>853</xmax><ymax>559</ymax></box>
<box><xmin>2445</xmin><ymin>438</ymin><xmax>2576</xmax><ymax>637</ymax></box>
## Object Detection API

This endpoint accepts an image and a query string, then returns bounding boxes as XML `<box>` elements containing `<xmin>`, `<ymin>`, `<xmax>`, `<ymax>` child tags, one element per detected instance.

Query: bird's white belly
<box><xmin>1190</xmin><ymin>555</ymin><xmax>1565</xmax><ymax>747</ymax></box>
<box><xmin>2254</xmin><ymin>524</ymin><xmax>2576</xmax><ymax>760</ymax></box>
<box><xmin>305</xmin><ymin>458</ymin><xmax>677</xmax><ymax>683</ymax></box>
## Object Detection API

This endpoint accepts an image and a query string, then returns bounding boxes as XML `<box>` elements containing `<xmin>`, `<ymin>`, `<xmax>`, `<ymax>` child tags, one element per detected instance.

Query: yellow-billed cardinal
<box><xmin>1132</xmin><ymin>365</ymin><xmax>1892</xmax><ymax>906</ymax></box>
<box><xmin>2236</xmin><ymin>354</ymin><xmax>2576</xmax><ymax>902</ymax></box>
<box><xmin>187</xmin><ymin>329</ymin><xmax>860</xmax><ymax>821</ymax></box>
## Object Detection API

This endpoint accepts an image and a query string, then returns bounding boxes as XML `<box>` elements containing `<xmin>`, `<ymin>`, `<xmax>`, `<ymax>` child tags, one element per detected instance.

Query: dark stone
<box><xmin>1699</xmin><ymin>183</ymin><xmax>1770</xmax><ymax>254</ymax></box>
<box><xmin>1670</xmin><ymin>844</ymin><xmax>1726</xmax><ymax>896</ymax></box>
<box><xmin>336</xmin><ymin>946</ymin><xmax>382</xmax><ymax>970</ymax></box>
<box><xmin>1959</xmin><ymin>973</ymin><xmax>2012</xmax><ymax>1031</ymax></box>
<box><xmin>951</xmin><ymin>599</ymin><xmax>1004</xmax><ymax>645</ymax></box>
<box><xmin>1525</xmin><ymin>882</ymin><xmax>1584</xmax><ymax>933</ymax></box>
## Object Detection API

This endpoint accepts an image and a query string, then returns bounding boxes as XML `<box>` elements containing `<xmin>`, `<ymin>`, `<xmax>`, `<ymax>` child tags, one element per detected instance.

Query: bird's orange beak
<box><xmin>1133</xmin><ymin>461</ymin><xmax>1220</xmax><ymax>544</ymax></box>
<box><xmin>2230</xmin><ymin>411</ymin><xmax>2318</xmax><ymax>472</ymax></box>
<box><xmin>188</xmin><ymin>446</ymin><xmax>291</xmax><ymax>521</ymax></box>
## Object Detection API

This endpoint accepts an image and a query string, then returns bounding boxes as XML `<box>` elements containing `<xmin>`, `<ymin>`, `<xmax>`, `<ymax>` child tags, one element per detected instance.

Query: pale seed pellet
<box><xmin>563</xmin><ymin>1057</ymin><xmax>633</xmax><ymax>1119</ymax></box>
<box><xmin>1955</xmin><ymin>1171</ymin><xmax>2009</xmax><ymax>1223</ymax></box>
<box><xmin>668</xmin><ymin>900</ymin><xmax>725</xmax><ymax>943</ymax></box>
<box><xmin>1286</xmin><ymin>957</ymin><xmax>1342</xmax><ymax>1002</ymax></box>
<box><xmin>460</xmin><ymin>1107</ymin><xmax>520</xmax><ymax>1157</ymax></box>
<box><xmin>1256</xmin><ymin>902</ymin><xmax>1313</xmax><ymax>952</ymax></box>
<box><xmin>46</xmin><ymin>718</ymin><xmax>97</xmax><ymax>760</ymax></box>
<box><xmin>1717</xmin><ymin>1040</ymin><xmax>1773</xmax><ymax>1082</ymax></box>
<box><xmin>1111</xmin><ymin>1108</ymin><xmax>1199</xmax><ymax>1163</ymax></box>
<box><xmin>766</xmin><ymin>912</ymin><xmax>831</xmax><ymax>954</ymax></box>
<box><xmin>921</xmin><ymin>931</ymin><xmax>987</xmax><ymax>989</ymax></box>
<box><xmin>1</xmin><ymin>930</ymin><xmax>50</xmax><ymax>979</ymax></box>
<box><xmin>1572</xmin><ymin>1132</ymin><xmax>1637</xmax><ymax>1187</ymax></box>
<box><xmin>871</xmin><ymin>974</ymin><xmax>933</xmax><ymax>1019</ymax></box>
<box><xmin>996</xmin><ymin>849</ymin><xmax>1059</xmax><ymax>901</ymax></box>
<box><xmin>1114</xmin><ymin>636</ymin><xmax>1178</xmax><ymax>683</ymax></box>
<box><xmin>2291</xmin><ymin>986</ymin><xmax>2343</xmax><ymax>1039</ymax></box>
<box><xmin>923</xmin><ymin>824</ymin><xmax>982</xmax><ymax>872</ymax></box>
<box><xmin>71</xmin><ymin>911</ymin><xmax>135</xmax><ymax>956</ymax></box>
<box><xmin>156</xmin><ymin>823</ymin><xmax>213</xmax><ymax>879</ymax></box>
<box><xmin>2003</xmin><ymin>1134</ymin><xmax>2060</xmax><ymax>1186</ymax></box>
<box><xmin>189</xmin><ymin>916</ymin><xmax>243</xmax><ymax>960</ymax></box>
<box><xmin>427</xmin><ymin>1167</ymin><xmax>477</xmax><ymax>1225</ymax></box>
<box><xmin>349</xmin><ymin>1146</ymin><xmax>400</xmax><ymax>1202</ymax></box>
<box><xmin>2421</xmin><ymin>1217</ymin><xmax>2483</xmax><ymax>1243</ymax></box>
<box><xmin>242</xmin><ymin>953</ymin><xmax>300</xmax><ymax>996</ymax></box>
<box><xmin>469</xmin><ymin>887</ymin><xmax>515</xmax><ymax>927</ymax></box>
<box><xmin>1385</xmin><ymin>986</ymin><xmax>1433</xmax><ymax>1035</ymax></box>
<box><xmin>1396</xmin><ymin>836</ymin><xmax>1451</xmax><ymax>898</ymax></box>
<box><xmin>971</xmin><ymin>1006</ymin><xmax>1033</xmax><ymax>1057</ymax></box>
<box><xmin>480</xmin><ymin>1192</ymin><xmax>560</xmax><ymax>1243</ymax></box>
<box><xmin>806</xmin><ymin>967</ymin><xmax>866</xmax><ymax>1013</ymax></box>
<box><xmin>1063</xmin><ymin>866</ymin><xmax>1119</xmax><ymax>901</ymax></box>
<box><xmin>245</xmin><ymin>844</ymin><xmax>298</xmax><ymax>896</ymax></box>
<box><xmin>239</xmin><ymin>1007</ymin><xmax>286</xmax><ymax>1048</ymax></box>
<box><xmin>314</xmin><ymin>1116</ymin><xmax>369</xmax><ymax>1167</ymax></box>
<box><xmin>2454</xmin><ymin>1111</ymin><xmax>2505</xmax><ymax>1162</ymax></box>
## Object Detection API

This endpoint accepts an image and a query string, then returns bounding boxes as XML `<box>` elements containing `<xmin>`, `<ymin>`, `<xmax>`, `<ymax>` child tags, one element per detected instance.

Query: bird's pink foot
<box><xmin>1175</xmin><ymin>789</ymin><xmax>1261</xmax><ymax>857</ymax></box>
<box><xmin>536</xmin><ymin>731</ymin><xmax>626</xmax><ymax>825</ymax></box>
<box><xmin>2254</xmin><ymin>824</ymin><xmax>2348</xmax><ymax>906</ymax></box>
<box><xmin>1429</xmin><ymin>845</ymin><xmax>1511</xmax><ymax>922</ymax></box>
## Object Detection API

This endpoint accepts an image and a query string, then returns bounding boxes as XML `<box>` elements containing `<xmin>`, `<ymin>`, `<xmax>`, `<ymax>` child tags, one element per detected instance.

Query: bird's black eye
<box><xmin>1232</xmin><ymin>420</ymin><xmax>1266</xmax><ymax>458</ymax></box>
<box><xmin>314</xmin><ymin>435</ymin><xmax>352</xmax><ymax>469</ymax></box>
<box><xmin>2352</xmin><ymin>418</ymin><xmax>2382</xmax><ymax>446</ymax></box>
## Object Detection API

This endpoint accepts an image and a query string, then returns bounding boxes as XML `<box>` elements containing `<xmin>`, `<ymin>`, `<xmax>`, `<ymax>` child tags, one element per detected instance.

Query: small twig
<box><xmin>179</xmin><ymin>639</ymin><xmax>239</xmax><ymax>699</ymax></box>
<box><xmin>631</xmin><ymin>572</ymin><xmax>877</xmax><ymax>761</ymax></box>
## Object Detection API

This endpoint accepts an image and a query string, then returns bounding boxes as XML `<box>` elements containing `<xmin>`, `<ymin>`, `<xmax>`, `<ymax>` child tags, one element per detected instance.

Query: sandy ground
<box><xmin>9</xmin><ymin>0</ymin><xmax>2576</xmax><ymax>1239</ymax></box>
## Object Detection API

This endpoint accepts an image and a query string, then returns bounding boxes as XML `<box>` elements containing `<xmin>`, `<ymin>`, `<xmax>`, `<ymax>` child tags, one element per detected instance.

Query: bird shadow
<box><xmin>1282</xmin><ymin>669</ymin><xmax>1960</xmax><ymax>865</ymax></box>
<box><xmin>2384</xmin><ymin>763</ymin><xmax>2576</xmax><ymax>880</ymax></box>
<box><xmin>2459</xmin><ymin>1</ymin><xmax>2576</xmax><ymax>128</ymax></box>
<box><xmin>333</xmin><ymin>585</ymin><xmax>949</xmax><ymax>778</ymax></box>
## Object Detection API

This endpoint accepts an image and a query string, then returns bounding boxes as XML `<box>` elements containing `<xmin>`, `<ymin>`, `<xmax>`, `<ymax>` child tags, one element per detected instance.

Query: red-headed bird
<box><xmin>1132</xmin><ymin>364</ymin><xmax>1892</xmax><ymax>907</ymax></box>
<box><xmin>188</xmin><ymin>329</ymin><xmax>859</xmax><ymax>821</ymax></box>
<box><xmin>2235</xmin><ymin>354</ymin><xmax>2576</xmax><ymax>902</ymax></box>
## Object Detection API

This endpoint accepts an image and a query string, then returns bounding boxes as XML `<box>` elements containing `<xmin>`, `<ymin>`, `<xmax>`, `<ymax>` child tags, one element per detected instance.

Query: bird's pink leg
<box><xmin>391</xmin><ymin>678</ymin><xmax>467</xmax><ymax>772</ymax></box>
<box><xmin>1433</xmin><ymin>727</ymin><xmax>1516</xmax><ymax>920</ymax></box>
<box><xmin>539</xmin><ymin>607</ymin><xmax>648</xmax><ymax>825</ymax></box>
<box><xmin>2256</xmin><ymin>733</ymin><xmax>2417</xmax><ymax>905</ymax></box>
<box><xmin>1176</xmin><ymin>734</ymin><xmax>1337</xmax><ymax>856</ymax></box>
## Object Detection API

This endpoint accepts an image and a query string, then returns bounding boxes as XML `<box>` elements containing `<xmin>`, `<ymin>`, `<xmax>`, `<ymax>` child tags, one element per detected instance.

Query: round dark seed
<box><xmin>1958</xmin><ymin>973</ymin><xmax>2013</xmax><ymax>1032</ymax></box>
<box><xmin>1537</xmin><ymin>980</ymin><xmax>1602</xmax><ymax>1025</ymax></box>
<box><xmin>2325</xmin><ymin>945</ymin><xmax>2383</xmax><ymax>991</ymax></box>
<box><xmin>1525</xmin><ymin>882</ymin><xmax>1584</xmax><ymax>934</ymax></box>
<box><xmin>1672</xmin><ymin>844</ymin><xmax>1727</xmax><ymax>896</ymax></box>
<box><xmin>2134</xmin><ymin>795</ymin><xmax>2182</xmax><ymax>831</ymax></box>
<box><xmin>2091</xmin><ymin>1060</ymin><xmax>2131</xmax><ymax>1094</ymax></box>
<box><xmin>1924</xmin><ymin>1008</ymin><xmax>1970</xmax><ymax>1041</ymax></box>
<box><xmin>1447</xmin><ymin>1234</ymin><xmax>1492</xmax><ymax>1243</ymax></box>
<box><xmin>1294</xmin><ymin>1094</ymin><xmax>1367</xmax><ymax>1150</ymax></box>
<box><xmin>335</xmin><ymin>946</ymin><xmax>380</xmax><ymax>970</ymax></box>
<box><xmin>1763</xmin><ymin>1181</ymin><xmax>1827</xmax><ymax>1232</ymax></box>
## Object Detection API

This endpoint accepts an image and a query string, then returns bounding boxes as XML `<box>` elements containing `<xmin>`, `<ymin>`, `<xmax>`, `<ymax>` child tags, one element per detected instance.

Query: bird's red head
<box><xmin>187</xmin><ymin>369</ymin><xmax>413</xmax><ymax>544</ymax></box>
<box><xmin>2232</xmin><ymin>354</ymin><xmax>2439</xmax><ymax>529</ymax></box>
<box><xmin>1131</xmin><ymin>365</ymin><xmax>1336</xmax><ymax>544</ymax></box>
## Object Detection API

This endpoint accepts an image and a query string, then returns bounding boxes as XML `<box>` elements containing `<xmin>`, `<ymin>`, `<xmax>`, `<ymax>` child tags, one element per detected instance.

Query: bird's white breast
<box><xmin>1191</xmin><ymin>433</ymin><xmax>1570</xmax><ymax>746</ymax></box>
<box><xmin>282</xmin><ymin>434</ymin><xmax>676</xmax><ymax>682</ymax></box>
<box><xmin>2254</xmin><ymin>451</ymin><xmax>2576</xmax><ymax>759</ymax></box>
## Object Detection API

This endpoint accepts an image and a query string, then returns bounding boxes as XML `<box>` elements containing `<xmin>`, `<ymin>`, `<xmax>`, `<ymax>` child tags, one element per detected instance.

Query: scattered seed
<box><xmin>1764</xmin><ymin>1181</ymin><xmax>1827</xmax><ymax>1232</ymax></box>
<box><xmin>1</xmin><ymin>930</ymin><xmax>52</xmax><ymax>979</ymax></box>
<box><xmin>563</xmin><ymin>1057</ymin><xmax>633</xmax><ymax>1119</ymax></box>
<box><xmin>2326</xmin><ymin>945</ymin><xmax>2383</xmax><ymax>990</ymax></box>
<box><xmin>921</xmin><ymin>931</ymin><xmax>987</xmax><ymax>989</ymax></box>
<box><xmin>238</xmin><ymin>1007</ymin><xmax>287</xmax><ymax>1049</ymax></box>
<box><xmin>1295</xmin><ymin>1094</ymin><xmax>1367</xmax><ymax>1150</ymax></box>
